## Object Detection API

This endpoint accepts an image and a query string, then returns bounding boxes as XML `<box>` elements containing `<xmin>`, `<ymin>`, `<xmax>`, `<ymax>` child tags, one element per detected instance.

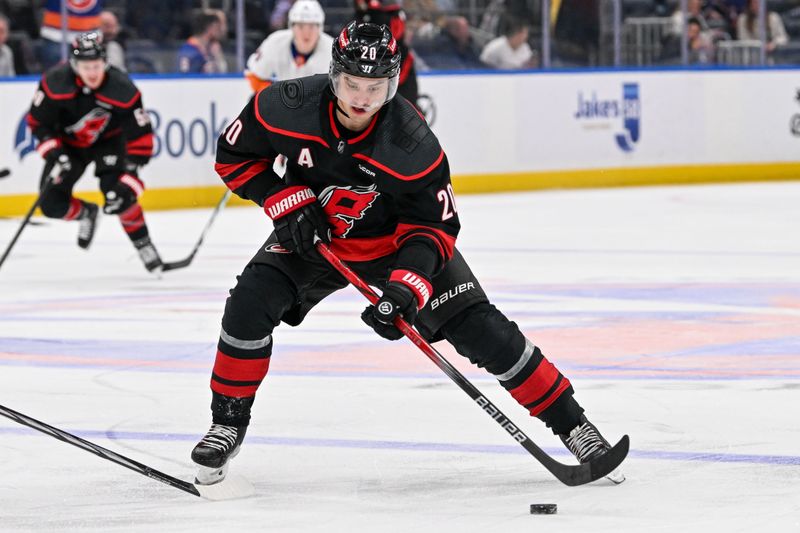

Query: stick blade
<box><xmin>161</xmin><ymin>256</ymin><xmax>194</xmax><ymax>272</ymax></box>
<box><xmin>193</xmin><ymin>474</ymin><xmax>255</xmax><ymax>501</ymax></box>
<box><xmin>552</xmin><ymin>434</ymin><xmax>630</xmax><ymax>487</ymax></box>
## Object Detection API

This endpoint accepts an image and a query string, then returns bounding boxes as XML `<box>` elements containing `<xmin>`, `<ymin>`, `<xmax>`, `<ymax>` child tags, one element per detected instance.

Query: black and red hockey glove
<box><xmin>362</xmin><ymin>269</ymin><xmax>433</xmax><ymax>341</ymax></box>
<box><xmin>37</xmin><ymin>138</ymin><xmax>72</xmax><ymax>185</ymax></box>
<box><xmin>263</xmin><ymin>185</ymin><xmax>330</xmax><ymax>258</ymax></box>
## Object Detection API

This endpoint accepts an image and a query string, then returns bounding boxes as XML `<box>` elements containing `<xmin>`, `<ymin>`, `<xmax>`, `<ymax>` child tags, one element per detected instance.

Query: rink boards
<box><xmin>2</xmin><ymin>68</ymin><xmax>800</xmax><ymax>215</ymax></box>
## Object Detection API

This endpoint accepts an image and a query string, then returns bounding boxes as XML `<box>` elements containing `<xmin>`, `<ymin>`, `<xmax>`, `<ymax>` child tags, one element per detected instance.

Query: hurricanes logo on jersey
<box><xmin>318</xmin><ymin>184</ymin><xmax>379</xmax><ymax>238</ymax></box>
<box><xmin>65</xmin><ymin>108</ymin><xmax>111</xmax><ymax>146</ymax></box>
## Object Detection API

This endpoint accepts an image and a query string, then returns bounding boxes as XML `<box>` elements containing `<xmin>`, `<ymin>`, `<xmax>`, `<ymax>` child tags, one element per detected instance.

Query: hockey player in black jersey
<box><xmin>26</xmin><ymin>32</ymin><xmax>162</xmax><ymax>272</ymax></box>
<box><xmin>191</xmin><ymin>22</ymin><xmax>626</xmax><ymax>485</ymax></box>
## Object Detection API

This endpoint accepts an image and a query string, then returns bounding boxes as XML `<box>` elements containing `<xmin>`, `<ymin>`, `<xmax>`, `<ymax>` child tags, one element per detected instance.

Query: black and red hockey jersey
<box><xmin>215</xmin><ymin>74</ymin><xmax>458</xmax><ymax>267</ymax></box>
<box><xmin>27</xmin><ymin>64</ymin><xmax>154</xmax><ymax>165</ymax></box>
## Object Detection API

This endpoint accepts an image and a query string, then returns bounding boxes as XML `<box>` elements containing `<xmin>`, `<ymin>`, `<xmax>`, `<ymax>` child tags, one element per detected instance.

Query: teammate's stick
<box><xmin>0</xmin><ymin>163</ymin><xmax>61</xmax><ymax>270</ymax></box>
<box><xmin>161</xmin><ymin>190</ymin><xmax>231</xmax><ymax>272</ymax></box>
<box><xmin>315</xmin><ymin>240</ymin><xmax>629</xmax><ymax>486</ymax></box>
<box><xmin>0</xmin><ymin>403</ymin><xmax>253</xmax><ymax>500</ymax></box>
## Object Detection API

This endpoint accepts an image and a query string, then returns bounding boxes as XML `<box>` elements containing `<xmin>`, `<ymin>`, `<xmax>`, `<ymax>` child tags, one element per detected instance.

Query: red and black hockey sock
<box><xmin>496</xmin><ymin>340</ymin><xmax>582</xmax><ymax>434</ymax></box>
<box><xmin>209</xmin><ymin>329</ymin><xmax>272</xmax><ymax>421</ymax></box>
<box><xmin>118</xmin><ymin>202</ymin><xmax>148</xmax><ymax>242</ymax></box>
<box><xmin>63</xmin><ymin>197</ymin><xmax>87</xmax><ymax>221</ymax></box>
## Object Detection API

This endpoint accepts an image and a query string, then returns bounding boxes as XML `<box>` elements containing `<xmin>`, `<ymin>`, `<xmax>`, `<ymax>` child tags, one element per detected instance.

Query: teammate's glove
<box><xmin>361</xmin><ymin>269</ymin><xmax>433</xmax><ymax>341</ymax></box>
<box><xmin>104</xmin><ymin>174</ymin><xmax>144</xmax><ymax>214</ymax></box>
<box><xmin>37</xmin><ymin>138</ymin><xmax>72</xmax><ymax>184</ymax></box>
<box><xmin>263</xmin><ymin>185</ymin><xmax>330</xmax><ymax>258</ymax></box>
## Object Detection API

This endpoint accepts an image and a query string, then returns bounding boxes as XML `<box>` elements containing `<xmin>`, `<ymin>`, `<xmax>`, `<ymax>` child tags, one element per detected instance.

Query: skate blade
<box><xmin>193</xmin><ymin>474</ymin><xmax>255</xmax><ymax>501</ymax></box>
<box><xmin>606</xmin><ymin>467</ymin><xmax>626</xmax><ymax>484</ymax></box>
<box><xmin>195</xmin><ymin>462</ymin><xmax>229</xmax><ymax>485</ymax></box>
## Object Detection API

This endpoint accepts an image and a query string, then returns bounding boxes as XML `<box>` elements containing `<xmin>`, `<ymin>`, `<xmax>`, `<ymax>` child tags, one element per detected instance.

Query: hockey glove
<box><xmin>104</xmin><ymin>173</ymin><xmax>144</xmax><ymax>214</ymax></box>
<box><xmin>264</xmin><ymin>185</ymin><xmax>330</xmax><ymax>258</ymax></box>
<box><xmin>37</xmin><ymin>138</ymin><xmax>72</xmax><ymax>185</ymax></box>
<box><xmin>361</xmin><ymin>269</ymin><xmax>433</xmax><ymax>341</ymax></box>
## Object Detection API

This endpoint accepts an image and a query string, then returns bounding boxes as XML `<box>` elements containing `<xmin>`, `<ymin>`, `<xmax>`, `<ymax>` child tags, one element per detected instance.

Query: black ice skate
<box><xmin>133</xmin><ymin>236</ymin><xmax>163</xmax><ymax>273</ymax></box>
<box><xmin>77</xmin><ymin>202</ymin><xmax>99</xmax><ymax>249</ymax></box>
<box><xmin>191</xmin><ymin>424</ymin><xmax>248</xmax><ymax>485</ymax></box>
<box><xmin>560</xmin><ymin>415</ymin><xmax>626</xmax><ymax>484</ymax></box>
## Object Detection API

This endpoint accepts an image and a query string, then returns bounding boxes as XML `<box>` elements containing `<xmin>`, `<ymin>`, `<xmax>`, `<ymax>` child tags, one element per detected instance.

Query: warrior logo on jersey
<box><xmin>318</xmin><ymin>184</ymin><xmax>379</xmax><ymax>238</ymax></box>
<box><xmin>65</xmin><ymin>108</ymin><xmax>111</xmax><ymax>146</ymax></box>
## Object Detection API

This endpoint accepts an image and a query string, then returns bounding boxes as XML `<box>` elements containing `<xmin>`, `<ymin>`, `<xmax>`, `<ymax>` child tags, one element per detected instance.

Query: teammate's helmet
<box><xmin>329</xmin><ymin>22</ymin><xmax>401</xmax><ymax>104</ymax></box>
<box><xmin>71</xmin><ymin>31</ymin><xmax>107</xmax><ymax>64</ymax></box>
<box><xmin>288</xmin><ymin>0</ymin><xmax>325</xmax><ymax>26</ymax></box>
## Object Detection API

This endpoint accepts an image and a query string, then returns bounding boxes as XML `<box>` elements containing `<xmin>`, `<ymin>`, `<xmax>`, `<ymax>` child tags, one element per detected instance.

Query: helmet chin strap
<box><xmin>335</xmin><ymin>100</ymin><xmax>351</xmax><ymax>118</ymax></box>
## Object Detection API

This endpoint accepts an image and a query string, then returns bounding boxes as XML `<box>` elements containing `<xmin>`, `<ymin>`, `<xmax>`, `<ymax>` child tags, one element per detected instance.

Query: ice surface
<box><xmin>1</xmin><ymin>183</ymin><xmax>798</xmax><ymax>532</ymax></box>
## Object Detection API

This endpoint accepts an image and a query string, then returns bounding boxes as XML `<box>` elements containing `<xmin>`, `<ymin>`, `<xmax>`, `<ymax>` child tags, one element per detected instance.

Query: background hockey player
<box><xmin>191</xmin><ymin>22</ymin><xmax>626</xmax><ymax>485</ymax></box>
<box><xmin>27</xmin><ymin>32</ymin><xmax>162</xmax><ymax>272</ymax></box>
<box><xmin>244</xmin><ymin>0</ymin><xmax>334</xmax><ymax>93</ymax></box>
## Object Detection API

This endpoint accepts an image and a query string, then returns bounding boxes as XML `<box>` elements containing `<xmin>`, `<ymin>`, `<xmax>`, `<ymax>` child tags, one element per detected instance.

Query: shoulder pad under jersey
<box><xmin>94</xmin><ymin>67</ymin><xmax>141</xmax><ymax>109</ymax></box>
<box><xmin>362</xmin><ymin>97</ymin><xmax>443</xmax><ymax>182</ymax></box>
<box><xmin>40</xmin><ymin>64</ymin><xmax>79</xmax><ymax>99</ymax></box>
<box><xmin>254</xmin><ymin>74</ymin><xmax>327</xmax><ymax>142</ymax></box>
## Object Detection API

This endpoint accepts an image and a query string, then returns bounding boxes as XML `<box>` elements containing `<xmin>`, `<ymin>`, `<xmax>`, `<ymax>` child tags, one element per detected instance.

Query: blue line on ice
<box><xmin>1</xmin><ymin>427</ymin><xmax>798</xmax><ymax>466</ymax></box>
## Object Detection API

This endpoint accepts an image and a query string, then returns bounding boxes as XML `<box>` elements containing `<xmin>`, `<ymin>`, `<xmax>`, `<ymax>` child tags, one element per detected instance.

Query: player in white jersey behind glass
<box><xmin>244</xmin><ymin>0</ymin><xmax>334</xmax><ymax>93</ymax></box>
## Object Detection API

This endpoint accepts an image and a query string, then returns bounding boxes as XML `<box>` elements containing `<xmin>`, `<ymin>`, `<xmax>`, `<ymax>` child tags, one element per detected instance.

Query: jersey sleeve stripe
<box><xmin>352</xmin><ymin>149</ymin><xmax>444</xmax><ymax>181</ymax></box>
<box><xmin>126</xmin><ymin>133</ymin><xmax>154</xmax><ymax>156</ymax></box>
<box><xmin>220</xmin><ymin>161</ymin><xmax>273</xmax><ymax>191</ymax></box>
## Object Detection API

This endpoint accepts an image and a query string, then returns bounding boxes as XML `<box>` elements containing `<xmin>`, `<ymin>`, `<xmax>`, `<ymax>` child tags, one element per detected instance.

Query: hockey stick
<box><xmin>0</xmin><ymin>403</ymin><xmax>254</xmax><ymax>501</ymax></box>
<box><xmin>315</xmin><ymin>240</ymin><xmax>629</xmax><ymax>486</ymax></box>
<box><xmin>0</xmin><ymin>163</ymin><xmax>61</xmax><ymax>270</ymax></box>
<box><xmin>161</xmin><ymin>189</ymin><xmax>231</xmax><ymax>272</ymax></box>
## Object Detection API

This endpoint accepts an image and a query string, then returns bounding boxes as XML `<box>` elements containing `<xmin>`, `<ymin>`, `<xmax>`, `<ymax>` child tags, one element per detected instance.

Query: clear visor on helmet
<box><xmin>329</xmin><ymin>68</ymin><xmax>399</xmax><ymax>112</ymax></box>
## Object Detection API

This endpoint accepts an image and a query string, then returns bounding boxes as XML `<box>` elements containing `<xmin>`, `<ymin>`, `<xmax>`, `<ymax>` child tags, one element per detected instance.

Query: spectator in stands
<box><xmin>414</xmin><ymin>16</ymin><xmax>484</xmax><ymax>69</ymax></box>
<box><xmin>207</xmin><ymin>9</ymin><xmax>229</xmax><ymax>73</ymax></box>
<box><xmin>737</xmin><ymin>0</ymin><xmax>788</xmax><ymax>53</ymax></box>
<box><xmin>0</xmin><ymin>13</ymin><xmax>14</xmax><ymax>76</ymax></box>
<box><xmin>480</xmin><ymin>20</ymin><xmax>536</xmax><ymax>69</ymax></box>
<box><xmin>99</xmin><ymin>10</ymin><xmax>125</xmax><ymax>71</ymax></box>
<box><xmin>177</xmin><ymin>10</ymin><xmax>226</xmax><ymax>73</ymax></box>
<box><xmin>39</xmin><ymin>0</ymin><xmax>104</xmax><ymax>70</ymax></box>
<box><xmin>660</xmin><ymin>16</ymin><xmax>715</xmax><ymax>63</ymax></box>
<box><xmin>670</xmin><ymin>0</ymin><xmax>710</xmax><ymax>36</ymax></box>
<box><xmin>687</xmin><ymin>16</ymin><xmax>716</xmax><ymax>62</ymax></box>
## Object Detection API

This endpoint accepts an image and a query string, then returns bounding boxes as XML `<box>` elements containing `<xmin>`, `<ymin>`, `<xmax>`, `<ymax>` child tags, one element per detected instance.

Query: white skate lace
<box><xmin>198</xmin><ymin>424</ymin><xmax>239</xmax><ymax>452</ymax></box>
<box><xmin>78</xmin><ymin>211</ymin><xmax>95</xmax><ymax>241</ymax></box>
<box><xmin>565</xmin><ymin>422</ymin><xmax>608</xmax><ymax>463</ymax></box>
<box><xmin>137</xmin><ymin>243</ymin><xmax>159</xmax><ymax>264</ymax></box>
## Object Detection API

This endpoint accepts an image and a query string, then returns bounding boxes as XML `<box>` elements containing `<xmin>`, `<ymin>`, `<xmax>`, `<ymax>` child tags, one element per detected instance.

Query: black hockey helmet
<box><xmin>329</xmin><ymin>21</ymin><xmax>401</xmax><ymax>104</ymax></box>
<box><xmin>70</xmin><ymin>31</ymin><xmax>107</xmax><ymax>66</ymax></box>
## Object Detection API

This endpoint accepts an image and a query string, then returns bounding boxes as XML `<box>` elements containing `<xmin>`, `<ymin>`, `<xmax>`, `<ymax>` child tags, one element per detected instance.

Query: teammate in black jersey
<box><xmin>191</xmin><ymin>22</ymin><xmax>625</xmax><ymax>485</ymax></box>
<box><xmin>27</xmin><ymin>32</ymin><xmax>162</xmax><ymax>272</ymax></box>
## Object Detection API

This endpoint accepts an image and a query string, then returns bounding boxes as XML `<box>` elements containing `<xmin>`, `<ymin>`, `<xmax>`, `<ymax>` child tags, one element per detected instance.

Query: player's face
<box><xmin>292</xmin><ymin>23</ymin><xmax>321</xmax><ymax>55</ymax></box>
<box><xmin>75</xmin><ymin>59</ymin><xmax>107</xmax><ymax>90</ymax></box>
<box><xmin>335</xmin><ymin>73</ymin><xmax>389</xmax><ymax>117</ymax></box>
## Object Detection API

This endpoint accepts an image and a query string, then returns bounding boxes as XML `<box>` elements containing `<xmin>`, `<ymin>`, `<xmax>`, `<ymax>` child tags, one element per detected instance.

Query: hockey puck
<box><xmin>530</xmin><ymin>504</ymin><xmax>557</xmax><ymax>515</ymax></box>
<box><xmin>0</xmin><ymin>168</ymin><xmax>10</xmax><ymax>178</ymax></box>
